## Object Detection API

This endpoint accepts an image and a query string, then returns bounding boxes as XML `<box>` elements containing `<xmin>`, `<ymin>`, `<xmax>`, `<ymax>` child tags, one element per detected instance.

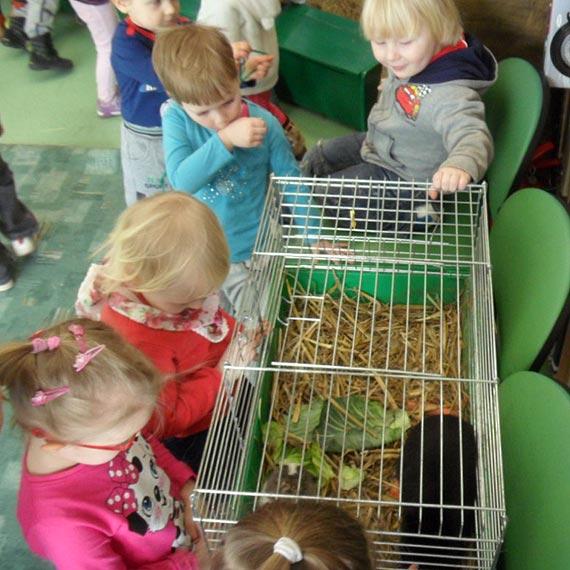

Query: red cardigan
<box><xmin>102</xmin><ymin>304</ymin><xmax>236</xmax><ymax>439</ymax></box>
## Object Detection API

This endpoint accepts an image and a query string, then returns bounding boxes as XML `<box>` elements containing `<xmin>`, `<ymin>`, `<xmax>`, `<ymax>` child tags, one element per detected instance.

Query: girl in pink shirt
<box><xmin>0</xmin><ymin>318</ymin><xmax>206</xmax><ymax>570</ymax></box>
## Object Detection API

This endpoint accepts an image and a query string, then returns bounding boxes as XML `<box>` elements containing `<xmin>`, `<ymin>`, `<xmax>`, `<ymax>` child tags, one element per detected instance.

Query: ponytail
<box><xmin>213</xmin><ymin>500</ymin><xmax>373</xmax><ymax>570</ymax></box>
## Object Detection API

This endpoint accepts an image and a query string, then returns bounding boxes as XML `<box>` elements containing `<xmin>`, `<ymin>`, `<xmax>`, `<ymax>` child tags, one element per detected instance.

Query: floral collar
<box><xmin>75</xmin><ymin>264</ymin><xmax>229</xmax><ymax>343</ymax></box>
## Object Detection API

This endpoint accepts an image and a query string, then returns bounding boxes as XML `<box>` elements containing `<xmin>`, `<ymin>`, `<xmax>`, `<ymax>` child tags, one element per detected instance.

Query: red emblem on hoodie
<box><xmin>395</xmin><ymin>84</ymin><xmax>431</xmax><ymax>121</ymax></box>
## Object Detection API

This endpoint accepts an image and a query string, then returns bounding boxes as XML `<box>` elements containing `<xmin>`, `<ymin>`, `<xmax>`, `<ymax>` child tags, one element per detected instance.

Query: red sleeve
<box><xmin>147</xmin><ymin>367</ymin><xmax>223</xmax><ymax>438</ymax></box>
<box><xmin>147</xmin><ymin>311</ymin><xmax>237</xmax><ymax>438</ymax></box>
<box><xmin>103</xmin><ymin>306</ymin><xmax>236</xmax><ymax>438</ymax></box>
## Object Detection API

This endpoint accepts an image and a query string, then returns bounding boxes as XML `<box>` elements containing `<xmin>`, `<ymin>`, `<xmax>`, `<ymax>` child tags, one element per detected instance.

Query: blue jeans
<box><xmin>301</xmin><ymin>133</ymin><xmax>415</xmax><ymax>232</ymax></box>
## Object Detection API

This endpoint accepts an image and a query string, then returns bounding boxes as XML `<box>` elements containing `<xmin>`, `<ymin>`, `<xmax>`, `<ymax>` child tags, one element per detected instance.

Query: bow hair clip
<box><xmin>68</xmin><ymin>324</ymin><xmax>106</xmax><ymax>372</ymax></box>
<box><xmin>31</xmin><ymin>336</ymin><xmax>61</xmax><ymax>354</ymax></box>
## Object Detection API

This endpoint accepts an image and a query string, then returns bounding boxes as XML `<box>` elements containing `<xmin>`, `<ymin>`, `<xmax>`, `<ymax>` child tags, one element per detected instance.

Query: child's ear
<box><xmin>111</xmin><ymin>0</ymin><xmax>130</xmax><ymax>15</ymax></box>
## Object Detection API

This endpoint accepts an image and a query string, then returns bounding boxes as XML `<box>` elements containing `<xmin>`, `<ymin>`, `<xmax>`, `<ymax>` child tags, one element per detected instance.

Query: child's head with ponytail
<box><xmin>0</xmin><ymin>318</ymin><xmax>162</xmax><ymax>462</ymax></box>
<box><xmin>212</xmin><ymin>500</ymin><xmax>373</xmax><ymax>570</ymax></box>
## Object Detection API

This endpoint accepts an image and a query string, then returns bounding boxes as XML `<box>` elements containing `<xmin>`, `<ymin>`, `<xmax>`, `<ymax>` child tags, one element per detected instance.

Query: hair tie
<box><xmin>273</xmin><ymin>537</ymin><xmax>303</xmax><ymax>564</ymax></box>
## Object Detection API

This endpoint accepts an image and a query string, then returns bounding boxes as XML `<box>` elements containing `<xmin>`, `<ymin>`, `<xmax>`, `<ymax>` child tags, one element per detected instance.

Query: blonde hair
<box><xmin>361</xmin><ymin>0</ymin><xmax>463</xmax><ymax>45</ymax></box>
<box><xmin>153</xmin><ymin>24</ymin><xmax>239</xmax><ymax>105</ymax></box>
<box><xmin>100</xmin><ymin>191</ymin><xmax>230</xmax><ymax>298</ymax></box>
<box><xmin>0</xmin><ymin>318</ymin><xmax>162</xmax><ymax>442</ymax></box>
<box><xmin>212</xmin><ymin>500</ymin><xmax>374</xmax><ymax>570</ymax></box>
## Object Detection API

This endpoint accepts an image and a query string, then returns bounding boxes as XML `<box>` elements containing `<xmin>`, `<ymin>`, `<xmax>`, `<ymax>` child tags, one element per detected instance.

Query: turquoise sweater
<box><xmin>163</xmin><ymin>99</ymin><xmax>318</xmax><ymax>262</ymax></box>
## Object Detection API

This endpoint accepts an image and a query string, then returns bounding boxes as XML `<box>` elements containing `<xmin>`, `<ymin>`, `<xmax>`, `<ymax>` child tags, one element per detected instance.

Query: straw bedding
<box><xmin>265</xmin><ymin>278</ymin><xmax>470</xmax><ymax>558</ymax></box>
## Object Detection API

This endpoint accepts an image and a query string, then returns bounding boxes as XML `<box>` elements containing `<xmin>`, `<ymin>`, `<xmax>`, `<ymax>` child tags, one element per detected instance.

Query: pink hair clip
<box><xmin>31</xmin><ymin>336</ymin><xmax>61</xmax><ymax>354</ymax></box>
<box><xmin>68</xmin><ymin>324</ymin><xmax>87</xmax><ymax>352</ymax></box>
<box><xmin>31</xmin><ymin>386</ymin><xmax>70</xmax><ymax>407</ymax></box>
<box><xmin>68</xmin><ymin>323</ymin><xmax>105</xmax><ymax>372</ymax></box>
<box><xmin>73</xmin><ymin>344</ymin><xmax>106</xmax><ymax>372</ymax></box>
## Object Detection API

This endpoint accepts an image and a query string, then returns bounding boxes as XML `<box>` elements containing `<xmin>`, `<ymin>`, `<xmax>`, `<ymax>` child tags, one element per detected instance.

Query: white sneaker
<box><xmin>0</xmin><ymin>278</ymin><xmax>14</xmax><ymax>292</ymax></box>
<box><xmin>414</xmin><ymin>203</ymin><xmax>440</xmax><ymax>226</ymax></box>
<box><xmin>11</xmin><ymin>236</ymin><xmax>36</xmax><ymax>257</ymax></box>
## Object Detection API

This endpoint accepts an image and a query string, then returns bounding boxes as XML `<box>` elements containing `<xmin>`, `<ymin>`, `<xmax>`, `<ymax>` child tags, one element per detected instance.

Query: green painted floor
<box><xmin>0</xmin><ymin>7</ymin><xmax>353</xmax><ymax>568</ymax></box>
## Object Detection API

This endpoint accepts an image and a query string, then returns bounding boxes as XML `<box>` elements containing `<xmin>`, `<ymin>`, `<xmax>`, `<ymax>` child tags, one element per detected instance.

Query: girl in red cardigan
<box><xmin>76</xmin><ymin>191</ymin><xmax>256</xmax><ymax>472</ymax></box>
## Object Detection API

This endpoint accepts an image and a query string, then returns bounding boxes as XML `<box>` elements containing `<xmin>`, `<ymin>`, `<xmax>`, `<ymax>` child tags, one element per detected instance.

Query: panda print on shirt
<box><xmin>106</xmin><ymin>435</ymin><xmax>190</xmax><ymax>550</ymax></box>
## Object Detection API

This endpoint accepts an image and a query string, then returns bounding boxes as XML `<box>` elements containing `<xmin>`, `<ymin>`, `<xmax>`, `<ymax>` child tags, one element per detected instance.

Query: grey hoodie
<box><xmin>361</xmin><ymin>33</ymin><xmax>498</xmax><ymax>182</ymax></box>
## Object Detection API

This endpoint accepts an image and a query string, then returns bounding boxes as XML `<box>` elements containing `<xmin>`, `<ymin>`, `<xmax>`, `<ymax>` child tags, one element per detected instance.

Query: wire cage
<box><xmin>194</xmin><ymin>177</ymin><xmax>506</xmax><ymax>569</ymax></box>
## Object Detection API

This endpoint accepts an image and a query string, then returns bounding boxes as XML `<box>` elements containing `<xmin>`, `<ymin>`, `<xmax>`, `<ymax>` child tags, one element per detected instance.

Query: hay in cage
<box><xmin>263</xmin><ymin>278</ymin><xmax>471</xmax><ymax>558</ymax></box>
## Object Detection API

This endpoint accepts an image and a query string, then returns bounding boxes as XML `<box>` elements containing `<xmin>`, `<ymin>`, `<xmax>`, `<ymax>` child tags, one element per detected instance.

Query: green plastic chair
<box><xmin>483</xmin><ymin>58</ymin><xmax>548</xmax><ymax>221</ymax></box>
<box><xmin>490</xmin><ymin>188</ymin><xmax>570</xmax><ymax>380</ymax></box>
<box><xmin>499</xmin><ymin>371</ymin><xmax>570</xmax><ymax>570</ymax></box>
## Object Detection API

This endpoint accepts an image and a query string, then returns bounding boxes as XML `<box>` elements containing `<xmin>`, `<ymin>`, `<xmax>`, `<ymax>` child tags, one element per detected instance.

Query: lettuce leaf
<box><xmin>340</xmin><ymin>464</ymin><xmax>365</xmax><ymax>491</ymax></box>
<box><xmin>317</xmin><ymin>396</ymin><xmax>410</xmax><ymax>453</ymax></box>
<box><xmin>286</xmin><ymin>398</ymin><xmax>324</xmax><ymax>441</ymax></box>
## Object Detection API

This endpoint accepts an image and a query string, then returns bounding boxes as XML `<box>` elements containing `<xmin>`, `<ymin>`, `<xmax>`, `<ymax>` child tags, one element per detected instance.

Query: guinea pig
<box><xmin>259</xmin><ymin>462</ymin><xmax>319</xmax><ymax>506</ymax></box>
<box><xmin>399</xmin><ymin>415</ymin><xmax>478</xmax><ymax>569</ymax></box>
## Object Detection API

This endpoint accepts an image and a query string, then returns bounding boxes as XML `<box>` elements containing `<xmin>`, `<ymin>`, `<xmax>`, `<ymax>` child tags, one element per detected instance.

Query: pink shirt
<box><xmin>18</xmin><ymin>433</ymin><xmax>200</xmax><ymax>569</ymax></box>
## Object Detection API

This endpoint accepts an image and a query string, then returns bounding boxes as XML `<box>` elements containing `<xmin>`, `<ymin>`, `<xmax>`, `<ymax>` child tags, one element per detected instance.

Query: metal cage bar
<box><xmin>194</xmin><ymin>177</ymin><xmax>505</xmax><ymax>569</ymax></box>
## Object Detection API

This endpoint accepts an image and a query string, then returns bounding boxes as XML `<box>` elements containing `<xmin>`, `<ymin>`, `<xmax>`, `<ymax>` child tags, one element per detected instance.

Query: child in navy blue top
<box><xmin>110</xmin><ymin>0</ymin><xmax>187</xmax><ymax>205</ymax></box>
<box><xmin>109</xmin><ymin>0</ymin><xmax>272</xmax><ymax>206</ymax></box>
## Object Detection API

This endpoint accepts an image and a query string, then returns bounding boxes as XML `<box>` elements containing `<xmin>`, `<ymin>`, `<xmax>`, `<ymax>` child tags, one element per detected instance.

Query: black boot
<box><xmin>29</xmin><ymin>33</ymin><xmax>73</xmax><ymax>71</ymax></box>
<box><xmin>1</xmin><ymin>16</ymin><xmax>28</xmax><ymax>50</ymax></box>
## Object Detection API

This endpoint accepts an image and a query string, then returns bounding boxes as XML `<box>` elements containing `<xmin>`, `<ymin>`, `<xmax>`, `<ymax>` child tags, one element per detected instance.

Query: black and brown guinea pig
<box><xmin>400</xmin><ymin>415</ymin><xmax>478</xmax><ymax>569</ymax></box>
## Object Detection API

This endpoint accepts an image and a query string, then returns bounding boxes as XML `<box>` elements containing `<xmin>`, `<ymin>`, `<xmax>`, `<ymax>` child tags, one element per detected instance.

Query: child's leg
<box><xmin>301</xmin><ymin>132</ymin><xmax>366</xmax><ymax>177</ymax></box>
<box><xmin>120</xmin><ymin>124</ymin><xmax>170</xmax><ymax>206</ymax></box>
<box><xmin>25</xmin><ymin>0</ymin><xmax>73</xmax><ymax>71</ymax></box>
<box><xmin>1</xmin><ymin>0</ymin><xmax>28</xmax><ymax>49</ymax></box>
<box><xmin>0</xmin><ymin>6</ymin><xmax>6</xmax><ymax>39</ymax></box>
<box><xmin>219</xmin><ymin>261</ymin><xmax>251</xmax><ymax>316</ymax></box>
<box><xmin>0</xmin><ymin>154</ymin><xmax>39</xmax><ymax>244</ymax></box>
<box><xmin>162</xmin><ymin>430</ymin><xmax>209</xmax><ymax>473</ymax></box>
<box><xmin>68</xmin><ymin>0</ymin><xmax>118</xmax><ymax>104</ymax></box>
<box><xmin>310</xmin><ymin>159</ymin><xmax>414</xmax><ymax>233</ymax></box>
<box><xmin>23</xmin><ymin>0</ymin><xmax>56</xmax><ymax>37</ymax></box>
<box><xmin>246</xmin><ymin>91</ymin><xmax>287</xmax><ymax>124</ymax></box>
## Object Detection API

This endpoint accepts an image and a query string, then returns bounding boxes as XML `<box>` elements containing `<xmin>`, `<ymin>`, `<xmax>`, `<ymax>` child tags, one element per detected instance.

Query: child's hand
<box><xmin>216</xmin><ymin>320</ymin><xmax>271</xmax><ymax>375</ymax></box>
<box><xmin>310</xmin><ymin>240</ymin><xmax>354</xmax><ymax>264</ymax></box>
<box><xmin>218</xmin><ymin>117</ymin><xmax>267</xmax><ymax>150</ymax></box>
<box><xmin>429</xmin><ymin>167</ymin><xmax>471</xmax><ymax>199</ymax></box>
<box><xmin>230</xmin><ymin>40</ymin><xmax>253</xmax><ymax>61</ymax></box>
<box><xmin>181</xmin><ymin>479</ymin><xmax>199</xmax><ymax>541</ymax></box>
<box><xmin>181</xmin><ymin>479</ymin><xmax>211</xmax><ymax>568</ymax></box>
<box><xmin>235</xmin><ymin>321</ymin><xmax>270</xmax><ymax>364</ymax></box>
<box><xmin>244</xmin><ymin>54</ymin><xmax>274</xmax><ymax>80</ymax></box>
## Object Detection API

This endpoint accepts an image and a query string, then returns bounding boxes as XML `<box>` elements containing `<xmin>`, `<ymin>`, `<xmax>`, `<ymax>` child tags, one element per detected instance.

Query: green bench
<box><xmin>275</xmin><ymin>4</ymin><xmax>380</xmax><ymax>130</ymax></box>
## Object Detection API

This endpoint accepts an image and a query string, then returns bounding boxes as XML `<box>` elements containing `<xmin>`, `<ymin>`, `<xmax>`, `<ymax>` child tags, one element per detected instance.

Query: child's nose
<box><xmin>386</xmin><ymin>43</ymin><xmax>398</xmax><ymax>61</ymax></box>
